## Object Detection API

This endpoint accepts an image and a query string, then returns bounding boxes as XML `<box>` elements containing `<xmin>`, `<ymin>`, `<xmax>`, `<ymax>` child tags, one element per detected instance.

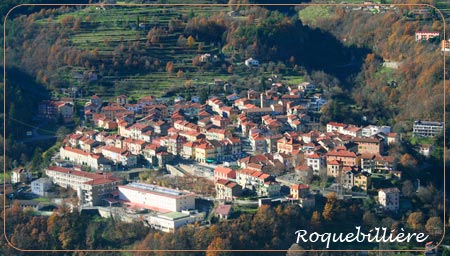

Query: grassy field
<box><xmin>34</xmin><ymin>197</ymin><xmax>51</xmax><ymax>203</ymax></box>
<box><xmin>299</xmin><ymin>5</ymin><xmax>333</xmax><ymax>26</ymax></box>
<box><xmin>0</xmin><ymin>172</ymin><xmax>12</xmax><ymax>183</ymax></box>
<box><xmin>282</xmin><ymin>75</ymin><xmax>305</xmax><ymax>85</ymax></box>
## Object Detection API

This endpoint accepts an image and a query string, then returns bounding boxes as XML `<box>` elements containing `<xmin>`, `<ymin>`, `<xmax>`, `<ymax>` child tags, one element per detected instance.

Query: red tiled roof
<box><xmin>291</xmin><ymin>184</ymin><xmax>309</xmax><ymax>190</ymax></box>
<box><xmin>216</xmin><ymin>179</ymin><xmax>229</xmax><ymax>185</ymax></box>
<box><xmin>196</xmin><ymin>143</ymin><xmax>214</xmax><ymax>150</ymax></box>
<box><xmin>102</xmin><ymin>146</ymin><xmax>124</xmax><ymax>154</ymax></box>
<box><xmin>258</xmin><ymin>173</ymin><xmax>271</xmax><ymax>180</ymax></box>
<box><xmin>327</xmin><ymin>159</ymin><xmax>340</xmax><ymax>165</ymax></box>
<box><xmin>306</xmin><ymin>153</ymin><xmax>320</xmax><ymax>159</ymax></box>
<box><xmin>328</xmin><ymin>122</ymin><xmax>347</xmax><ymax>127</ymax></box>
<box><xmin>226</xmin><ymin>182</ymin><xmax>238</xmax><ymax>188</ymax></box>
<box><xmin>215</xmin><ymin>204</ymin><xmax>232</xmax><ymax>215</ymax></box>
<box><xmin>327</xmin><ymin>150</ymin><xmax>356</xmax><ymax>158</ymax></box>
<box><xmin>353</xmin><ymin>137</ymin><xmax>379</xmax><ymax>143</ymax></box>
<box><xmin>63</xmin><ymin>146</ymin><xmax>90</xmax><ymax>156</ymax></box>
<box><xmin>295</xmin><ymin>164</ymin><xmax>310</xmax><ymax>172</ymax></box>
<box><xmin>214</xmin><ymin>167</ymin><xmax>234</xmax><ymax>175</ymax></box>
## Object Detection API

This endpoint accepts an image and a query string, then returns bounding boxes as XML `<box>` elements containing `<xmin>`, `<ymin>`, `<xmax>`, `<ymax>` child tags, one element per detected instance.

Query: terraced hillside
<box><xmin>29</xmin><ymin>3</ymin><xmax>235</xmax><ymax>98</ymax></box>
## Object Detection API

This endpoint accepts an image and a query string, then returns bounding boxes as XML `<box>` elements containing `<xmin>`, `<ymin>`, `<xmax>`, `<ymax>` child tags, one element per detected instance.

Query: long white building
<box><xmin>413</xmin><ymin>120</ymin><xmax>444</xmax><ymax>137</ymax></box>
<box><xmin>45</xmin><ymin>166</ymin><xmax>121</xmax><ymax>206</ymax></box>
<box><xmin>60</xmin><ymin>146</ymin><xmax>103</xmax><ymax>170</ymax></box>
<box><xmin>118</xmin><ymin>182</ymin><xmax>196</xmax><ymax>212</ymax></box>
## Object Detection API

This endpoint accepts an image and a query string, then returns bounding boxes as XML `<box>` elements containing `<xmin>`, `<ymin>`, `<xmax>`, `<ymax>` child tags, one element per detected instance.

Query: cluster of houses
<box><xmin>31</xmin><ymin>78</ymin><xmax>445</xmax><ymax>222</ymax></box>
<box><xmin>38</xmin><ymin>99</ymin><xmax>75</xmax><ymax>123</ymax></box>
<box><xmin>44</xmin><ymin>80</ymin><xmax>408</xmax><ymax>195</ymax></box>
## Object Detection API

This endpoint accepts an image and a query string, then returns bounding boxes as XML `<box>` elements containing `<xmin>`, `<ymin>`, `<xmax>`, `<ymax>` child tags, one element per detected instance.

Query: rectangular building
<box><xmin>31</xmin><ymin>178</ymin><xmax>52</xmax><ymax>197</ymax></box>
<box><xmin>215</xmin><ymin>179</ymin><xmax>242</xmax><ymax>201</ymax></box>
<box><xmin>148</xmin><ymin>211</ymin><xmax>205</xmax><ymax>233</ymax></box>
<box><xmin>45</xmin><ymin>166</ymin><xmax>121</xmax><ymax>206</ymax></box>
<box><xmin>118</xmin><ymin>182</ymin><xmax>195</xmax><ymax>212</ymax></box>
<box><xmin>378</xmin><ymin>187</ymin><xmax>400</xmax><ymax>212</ymax></box>
<box><xmin>413</xmin><ymin>120</ymin><xmax>444</xmax><ymax>137</ymax></box>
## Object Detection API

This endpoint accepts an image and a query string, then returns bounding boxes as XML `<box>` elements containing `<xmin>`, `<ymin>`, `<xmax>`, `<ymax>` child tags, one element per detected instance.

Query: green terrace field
<box><xmin>29</xmin><ymin>3</ymin><xmax>308</xmax><ymax>100</ymax></box>
<box><xmin>33</xmin><ymin>4</ymin><xmax>236</xmax><ymax>99</ymax></box>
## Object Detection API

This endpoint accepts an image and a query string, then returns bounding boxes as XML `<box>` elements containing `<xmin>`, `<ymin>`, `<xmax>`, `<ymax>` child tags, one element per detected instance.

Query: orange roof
<box><xmin>328</xmin><ymin>122</ymin><xmax>347</xmax><ymax>127</ymax></box>
<box><xmin>196</xmin><ymin>143</ymin><xmax>213</xmax><ymax>150</ymax></box>
<box><xmin>291</xmin><ymin>184</ymin><xmax>309</xmax><ymax>190</ymax></box>
<box><xmin>216</xmin><ymin>179</ymin><xmax>229</xmax><ymax>185</ymax></box>
<box><xmin>345</xmin><ymin>126</ymin><xmax>361</xmax><ymax>132</ymax></box>
<box><xmin>63</xmin><ymin>146</ymin><xmax>90</xmax><ymax>156</ymax></box>
<box><xmin>327</xmin><ymin>159</ymin><xmax>340</xmax><ymax>165</ymax></box>
<box><xmin>145</xmin><ymin>144</ymin><xmax>158</xmax><ymax>150</ymax></box>
<box><xmin>238</xmin><ymin>168</ymin><xmax>256</xmax><ymax>176</ymax></box>
<box><xmin>258</xmin><ymin>173</ymin><xmax>271</xmax><ymax>180</ymax></box>
<box><xmin>226</xmin><ymin>182</ymin><xmax>238</xmax><ymax>188</ymax></box>
<box><xmin>215</xmin><ymin>167</ymin><xmax>234</xmax><ymax>175</ymax></box>
<box><xmin>102</xmin><ymin>146</ymin><xmax>124</xmax><ymax>154</ymax></box>
<box><xmin>306</xmin><ymin>153</ymin><xmax>320</xmax><ymax>159</ymax></box>
<box><xmin>353</xmin><ymin>137</ymin><xmax>379</xmax><ymax>143</ymax></box>
<box><xmin>327</xmin><ymin>150</ymin><xmax>356</xmax><ymax>158</ymax></box>
<box><xmin>183</xmin><ymin>141</ymin><xmax>195</xmax><ymax>148</ymax></box>
<box><xmin>250</xmin><ymin>171</ymin><xmax>263</xmax><ymax>178</ymax></box>
<box><xmin>295</xmin><ymin>164</ymin><xmax>310</xmax><ymax>172</ymax></box>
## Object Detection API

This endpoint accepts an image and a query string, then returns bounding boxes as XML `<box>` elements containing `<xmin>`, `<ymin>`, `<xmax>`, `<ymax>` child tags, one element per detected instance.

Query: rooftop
<box><xmin>159</xmin><ymin>211</ymin><xmax>190</xmax><ymax>220</ymax></box>
<box><xmin>121</xmin><ymin>182</ymin><xmax>194</xmax><ymax>198</ymax></box>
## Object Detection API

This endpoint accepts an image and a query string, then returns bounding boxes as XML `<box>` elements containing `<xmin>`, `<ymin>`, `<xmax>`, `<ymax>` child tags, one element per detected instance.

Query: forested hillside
<box><xmin>308</xmin><ymin>4</ymin><xmax>447</xmax><ymax>128</ymax></box>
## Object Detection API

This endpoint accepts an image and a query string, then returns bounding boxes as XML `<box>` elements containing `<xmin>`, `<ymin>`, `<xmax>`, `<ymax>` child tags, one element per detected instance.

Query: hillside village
<box><xmin>3</xmin><ymin>1</ymin><xmax>449</xmax><ymax>252</ymax></box>
<box><xmin>9</xmin><ymin>76</ymin><xmax>442</xmax><ymax>234</ymax></box>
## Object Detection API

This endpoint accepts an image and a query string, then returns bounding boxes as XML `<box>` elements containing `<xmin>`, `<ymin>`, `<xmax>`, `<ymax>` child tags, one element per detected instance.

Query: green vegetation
<box><xmin>299</xmin><ymin>5</ymin><xmax>332</xmax><ymax>25</ymax></box>
<box><xmin>33</xmin><ymin>197</ymin><xmax>51</xmax><ymax>203</ymax></box>
<box><xmin>0</xmin><ymin>172</ymin><xmax>12</xmax><ymax>182</ymax></box>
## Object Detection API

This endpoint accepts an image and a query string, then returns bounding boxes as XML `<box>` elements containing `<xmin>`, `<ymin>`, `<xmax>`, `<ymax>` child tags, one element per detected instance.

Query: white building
<box><xmin>31</xmin><ymin>178</ymin><xmax>52</xmax><ymax>197</ymax></box>
<box><xmin>361</xmin><ymin>125</ymin><xmax>391</xmax><ymax>137</ymax></box>
<box><xmin>245</xmin><ymin>58</ymin><xmax>259</xmax><ymax>67</ymax></box>
<box><xmin>148</xmin><ymin>210</ymin><xmax>205</xmax><ymax>233</ymax></box>
<box><xmin>298</xmin><ymin>82</ymin><xmax>316</xmax><ymax>92</ymax></box>
<box><xmin>305</xmin><ymin>153</ymin><xmax>322</xmax><ymax>176</ymax></box>
<box><xmin>45</xmin><ymin>166</ymin><xmax>121</xmax><ymax>206</ymax></box>
<box><xmin>326</xmin><ymin>122</ymin><xmax>347</xmax><ymax>133</ymax></box>
<box><xmin>60</xmin><ymin>146</ymin><xmax>103</xmax><ymax>170</ymax></box>
<box><xmin>11</xmin><ymin>168</ymin><xmax>32</xmax><ymax>184</ymax></box>
<box><xmin>378</xmin><ymin>187</ymin><xmax>400</xmax><ymax>212</ymax></box>
<box><xmin>101</xmin><ymin>145</ymin><xmax>137</xmax><ymax>167</ymax></box>
<box><xmin>415</xmin><ymin>31</ymin><xmax>439</xmax><ymax>41</ymax></box>
<box><xmin>118</xmin><ymin>182</ymin><xmax>196</xmax><ymax>212</ymax></box>
<box><xmin>413</xmin><ymin>120</ymin><xmax>444</xmax><ymax>137</ymax></box>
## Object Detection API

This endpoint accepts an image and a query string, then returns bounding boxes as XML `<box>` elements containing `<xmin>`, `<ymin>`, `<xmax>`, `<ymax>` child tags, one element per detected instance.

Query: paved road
<box><xmin>19</xmin><ymin>135</ymin><xmax>58</xmax><ymax>143</ymax></box>
<box><xmin>17</xmin><ymin>123</ymin><xmax>58</xmax><ymax>143</ymax></box>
